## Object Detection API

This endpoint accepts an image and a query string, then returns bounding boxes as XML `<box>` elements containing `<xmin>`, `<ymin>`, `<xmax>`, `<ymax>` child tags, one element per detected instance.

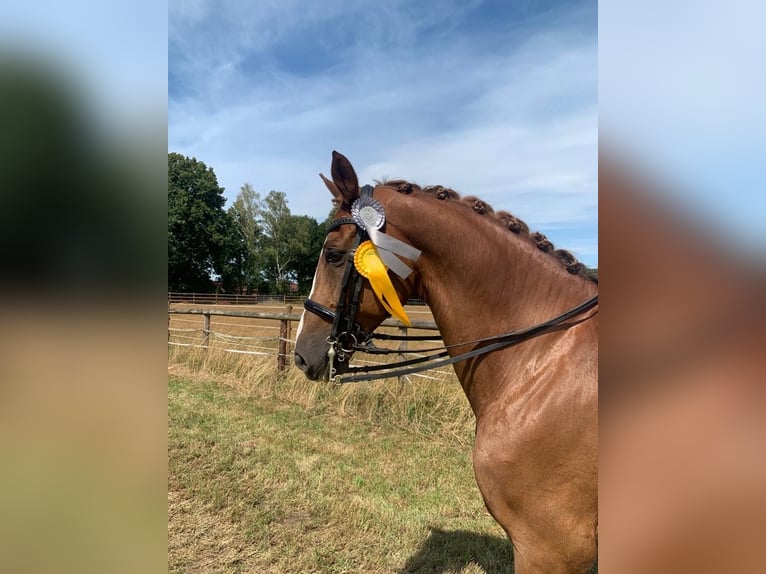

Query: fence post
<box><xmin>277</xmin><ymin>316</ymin><xmax>289</xmax><ymax>372</ymax></box>
<box><xmin>202</xmin><ymin>312</ymin><xmax>211</xmax><ymax>349</ymax></box>
<box><xmin>398</xmin><ymin>324</ymin><xmax>408</xmax><ymax>389</ymax></box>
<box><xmin>285</xmin><ymin>304</ymin><xmax>293</xmax><ymax>360</ymax></box>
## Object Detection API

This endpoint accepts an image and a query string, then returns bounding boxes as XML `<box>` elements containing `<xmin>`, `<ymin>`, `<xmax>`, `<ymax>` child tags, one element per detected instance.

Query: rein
<box><xmin>304</xmin><ymin>187</ymin><xmax>599</xmax><ymax>384</ymax></box>
<box><xmin>336</xmin><ymin>294</ymin><xmax>597</xmax><ymax>383</ymax></box>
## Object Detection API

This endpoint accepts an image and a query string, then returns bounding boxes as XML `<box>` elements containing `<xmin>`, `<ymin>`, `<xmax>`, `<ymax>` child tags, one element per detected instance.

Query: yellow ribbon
<box><xmin>354</xmin><ymin>241</ymin><xmax>412</xmax><ymax>327</ymax></box>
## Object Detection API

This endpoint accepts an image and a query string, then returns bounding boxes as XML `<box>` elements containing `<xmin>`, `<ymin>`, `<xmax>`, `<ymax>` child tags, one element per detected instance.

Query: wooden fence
<box><xmin>168</xmin><ymin>305</ymin><xmax>443</xmax><ymax>380</ymax></box>
<box><xmin>168</xmin><ymin>292</ymin><xmax>306</xmax><ymax>306</ymax></box>
<box><xmin>168</xmin><ymin>292</ymin><xmax>429</xmax><ymax>307</ymax></box>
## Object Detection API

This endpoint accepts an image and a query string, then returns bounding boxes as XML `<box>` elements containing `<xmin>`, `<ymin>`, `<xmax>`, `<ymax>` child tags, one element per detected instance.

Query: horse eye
<box><xmin>324</xmin><ymin>250</ymin><xmax>346</xmax><ymax>265</ymax></box>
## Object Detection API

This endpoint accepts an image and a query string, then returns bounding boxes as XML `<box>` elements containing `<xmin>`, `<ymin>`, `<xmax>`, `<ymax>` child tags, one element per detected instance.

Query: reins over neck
<box><xmin>337</xmin><ymin>294</ymin><xmax>598</xmax><ymax>383</ymax></box>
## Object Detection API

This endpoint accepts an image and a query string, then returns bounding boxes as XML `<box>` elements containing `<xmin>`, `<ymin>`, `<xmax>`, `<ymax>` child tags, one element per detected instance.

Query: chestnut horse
<box><xmin>294</xmin><ymin>152</ymin><xmax>598</xmax><ymax>573</ymax></box>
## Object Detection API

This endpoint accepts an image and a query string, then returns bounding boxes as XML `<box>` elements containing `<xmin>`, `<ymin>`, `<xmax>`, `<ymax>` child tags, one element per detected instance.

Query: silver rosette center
<box><xmin>351</xmin><ymin>197</ymin><xmax>385</xmax><ymax>230</ymax></box>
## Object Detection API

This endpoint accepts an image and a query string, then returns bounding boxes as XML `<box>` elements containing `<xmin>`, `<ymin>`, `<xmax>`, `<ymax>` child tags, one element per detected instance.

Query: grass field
<box><xmin>168</xmin><ymin>348</ymin><xmax>514</xmax><ymax>573</ymax></box>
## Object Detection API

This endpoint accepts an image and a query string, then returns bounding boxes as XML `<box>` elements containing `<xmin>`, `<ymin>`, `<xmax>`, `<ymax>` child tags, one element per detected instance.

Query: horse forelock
<box><xmin>372</xmin><ymin>179</ymin><xmax>596</xmax><ymax>283</ymax></box>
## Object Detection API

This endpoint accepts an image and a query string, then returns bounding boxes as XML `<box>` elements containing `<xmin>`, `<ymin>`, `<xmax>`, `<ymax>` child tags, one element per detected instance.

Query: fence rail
<box><xmin>168</xmin><ymin>292</ymin><xmax>306</xmax><ymax>306</ymax></box>
<box><xmin>168</xmin><ymin>305</ymin><xmax>444</xmax><ymax>382</ymax></box>
<box><xmin>168</xmin><ymin>292</ymin><xmax>429</xmax><ymax>307</ymax></box>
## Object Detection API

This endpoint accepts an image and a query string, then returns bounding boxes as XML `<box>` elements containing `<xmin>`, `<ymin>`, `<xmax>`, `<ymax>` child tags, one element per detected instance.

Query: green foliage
<box><xmin>168</xmin><ymin>153</ymin><xmax>231</xmax><ymax>292</ymax></box>
<box><xmin>258</xmin><ymin>190</ymin><xmax>293</xmax><ymax>294</ymax></box>
<box><xmin>224</xmin><ymin>183</ymin><xmax>264</xmax><ymax>294</ymax></box>
<box><xmin>168</xmin><ymin>154</ymin><xmax>327</xmax><ymax>294</ymax></box>
<box><xmin>286</xmin><ymin>215</ymin><xmax>325</xmax><ymax>293</ymax></box>
<box><xmin>255</xmin><ymin>190</ymin><xmax>324</xmax><ymax>295</ymax></box>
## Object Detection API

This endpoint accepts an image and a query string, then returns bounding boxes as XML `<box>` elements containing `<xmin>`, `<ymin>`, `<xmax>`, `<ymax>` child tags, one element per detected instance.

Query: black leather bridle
<box><xmin>304</xmin><ymin>187</ymin><xmax>598</xmax><ymax>384</ymax></box>
<box><xmin>303</xmin><ymin>211</ymin><xmax>374</xmax><ymax>366</ymax></box>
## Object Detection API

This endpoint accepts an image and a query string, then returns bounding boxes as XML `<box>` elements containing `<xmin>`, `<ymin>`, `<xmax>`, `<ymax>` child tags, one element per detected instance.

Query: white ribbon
<box><xmin>351</xmin><ymin>195</ymin><xmax>421</xmax><ymax>279</ymax></box>
<box><xmin>366</xmin><ymin>227</ymin><xmax>421</xmax><ymax>279</ymax></box>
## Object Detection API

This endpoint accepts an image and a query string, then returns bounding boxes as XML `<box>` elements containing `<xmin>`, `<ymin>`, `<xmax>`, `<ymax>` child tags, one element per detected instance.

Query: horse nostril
<box><xmin>294</xmin><ymin>353</ymin><xmax>307</xmax><ymax>371</ymax></box>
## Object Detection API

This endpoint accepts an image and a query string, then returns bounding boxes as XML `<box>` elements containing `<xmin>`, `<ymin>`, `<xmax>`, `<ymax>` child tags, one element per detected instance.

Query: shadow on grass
<box><xmin>397</xmin><ymin>527</ymin><xmax>514</xmax><ymax>574</ymax></box>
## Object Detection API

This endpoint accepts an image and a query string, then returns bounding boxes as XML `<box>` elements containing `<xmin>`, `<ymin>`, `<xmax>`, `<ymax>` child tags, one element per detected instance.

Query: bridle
<box><xmin>304</xmin><ymin>186</ymin><xmax>599</xmax><ymax>384</ymax></box>
<box><xmin>304</xmin><ymin>186</ymin><xmax>379</xmax><ymax>378</ymax></box>
<box><xmin>303</xmin><ymin>214</ymin><xmax>372</xmax><ymax>368</ymax></box>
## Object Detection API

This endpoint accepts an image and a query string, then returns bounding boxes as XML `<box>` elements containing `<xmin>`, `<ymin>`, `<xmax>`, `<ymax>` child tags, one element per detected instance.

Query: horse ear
<box><xmin>330</xmin><ymin>150</ymin><xmax>359</xmax><ymax>205</ymax></box>
<box><xmin>319</xmin><ymin>173</ymin><xmax>342</xmax><ymax>205</ymax></box>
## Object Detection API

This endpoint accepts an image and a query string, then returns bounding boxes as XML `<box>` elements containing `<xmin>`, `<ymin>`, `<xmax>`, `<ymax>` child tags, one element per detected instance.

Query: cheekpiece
<box><xmin>351</xmin><ymin>196</ymin><xmax>385</xmax><ymax>231</ymax></box>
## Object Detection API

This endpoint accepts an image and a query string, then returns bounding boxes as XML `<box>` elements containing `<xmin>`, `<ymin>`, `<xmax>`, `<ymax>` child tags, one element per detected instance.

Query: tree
<box><xmin>258</xmin><ymin>191</ymin><xmax>295</xmax><ymax>294</ymax></box>
<box><xmin>255</xmin><ymin>191</ymin><xmax>326</xmax><ymax>295</ymax></box>
<box><xmin>288</xmin><ymin>215</ymin><xmax>325</xmax><ymax>293</ymax></box>
<box><xmin>225</xmin><ymin>183</ymin><xmax>264</xmax><ymax>293</ymax></box>
<box><xmin>168</xmin><ymin>153</ymin><xmax>231</xmax><ymax>292</ymax></box>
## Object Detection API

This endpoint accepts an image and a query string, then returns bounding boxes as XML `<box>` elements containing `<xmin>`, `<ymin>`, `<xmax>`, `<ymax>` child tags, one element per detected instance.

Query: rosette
<box><xmin>351</xmin><ymin>196</ymin><xmax>386</xmax><ymax>230</ymax></box>
<box><xmin>353</xmin><ymin>241</ymin><xmax>412</xmax><ymax>326</ymax></box>
<box><xmin>350</xmin><ymin>195</ymin><xmax>421</xmax><ymax>280</ymax></box>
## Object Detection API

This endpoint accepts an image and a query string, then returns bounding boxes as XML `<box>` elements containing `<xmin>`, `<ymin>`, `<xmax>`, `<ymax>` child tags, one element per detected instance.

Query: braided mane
<box><xmin>376</xmin><ymin>179</ymin><xmax>597</xmax><ymax>283</ymax></box>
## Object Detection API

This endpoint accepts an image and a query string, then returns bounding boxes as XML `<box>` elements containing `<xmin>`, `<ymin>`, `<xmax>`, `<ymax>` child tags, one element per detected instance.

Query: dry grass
<box><xmin>168</xmin><ymin>339</ymin><xmax>475</xmax><ymax>446</ymax></box>
<box><xmin>168</xmin><ymin>373</ymin><xmax>513</xmax><ymax>573</ymax></box>
<box><xmin>168</xmin><ymin>301</ymin><xmax>518</xmax><ymax>573</ymax></box>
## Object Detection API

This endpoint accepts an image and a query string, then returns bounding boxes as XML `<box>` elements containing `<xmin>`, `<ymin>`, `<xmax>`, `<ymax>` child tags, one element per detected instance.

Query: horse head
<box><xmin>293</xmin><ymin>151</ymin><xmax>419</xmax><ymax>380</ymax></box>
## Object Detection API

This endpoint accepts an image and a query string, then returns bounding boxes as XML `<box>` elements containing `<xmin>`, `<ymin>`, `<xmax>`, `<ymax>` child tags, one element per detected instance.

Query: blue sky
<box><xmin>600</xmin><ymin>1</ymin><xmax>766</xmax><ymax>254</ymax></box>
<box><xmin>169</xmin><ymin>0</ymin><xmax>598</xmax><ymax>266</ymax></box>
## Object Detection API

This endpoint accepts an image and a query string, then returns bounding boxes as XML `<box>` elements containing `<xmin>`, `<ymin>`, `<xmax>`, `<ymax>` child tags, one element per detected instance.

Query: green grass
<box><xmin>168</xmin><ymin>370</ymin><xmax>514</xmax><ymax>573</ymax></box>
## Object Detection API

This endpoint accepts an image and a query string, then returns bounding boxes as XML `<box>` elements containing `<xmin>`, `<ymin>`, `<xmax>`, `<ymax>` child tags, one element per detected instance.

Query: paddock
<box><xmin>168</xmin><ymin>335</ymin><xmax>514</xmax><ymax>573</ymax></box>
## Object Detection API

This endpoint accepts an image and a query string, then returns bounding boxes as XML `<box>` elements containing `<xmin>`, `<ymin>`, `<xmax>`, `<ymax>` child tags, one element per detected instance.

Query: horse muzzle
<box><xmin>294</xmin><ymin>329</ymin><xmax>355</xmax><ymax>381</ymax></box>
<box><xmin>294</xmin><ymin>348</ymin><xmax>353</xmax><ymax>381</ymax></box>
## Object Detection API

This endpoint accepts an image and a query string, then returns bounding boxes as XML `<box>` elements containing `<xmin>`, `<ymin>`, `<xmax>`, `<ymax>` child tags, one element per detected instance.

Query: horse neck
<box><xmin>387</xmin><ymin>192</ymin><xmax>594</xmax><ymax>336</ymax></box>
<box><xmin>383</xmin><ymin>189</ymin><xmax>597</xmax><ymax>402</ymax></box>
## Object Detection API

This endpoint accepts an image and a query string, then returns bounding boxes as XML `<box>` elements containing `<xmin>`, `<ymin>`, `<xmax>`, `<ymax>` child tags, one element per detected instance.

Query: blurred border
<box><xmin>0</xmin><ymin>2</ymin><xmax>168</xmax><ymax>573</ymax></box>
<box><xmin>600</xmin><ymin>1</ymin><xmax>766</xmax><ymax>572</ymax></box>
